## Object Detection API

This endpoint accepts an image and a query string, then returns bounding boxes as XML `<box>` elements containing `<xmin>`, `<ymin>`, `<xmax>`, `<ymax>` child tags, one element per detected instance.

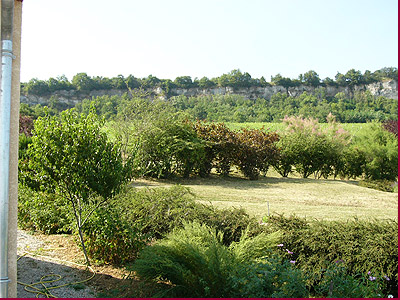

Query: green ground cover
<box><xmin>225</xmin><ymin>122</ymin><xmax>376</xmax><ymax>136</ymax></box>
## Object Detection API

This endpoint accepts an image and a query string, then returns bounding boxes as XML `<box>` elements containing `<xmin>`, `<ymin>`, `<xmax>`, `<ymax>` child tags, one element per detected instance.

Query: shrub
<box><xmin>132</xmin><ymin>222</ymin><xmax>308</xmax><ymax>298</ymax></box>
<box><xmin>193</xmin><ymin>121</ymin><xmax>237</xmax><ymax>176</ymax></box>
<box><xmin>234</xmin><ymin>128</ymin><xmax>280</xmax><ymax>180</ymax></box>
<box><xmin>264</xmin><ymin>214</ymin><xmax>398</xmax><ymax>297</ymax></box>
<box><xmin>133</xmin><ymin>116</ymin><xmax>205</xmax><ymax>178</ymax></box>
<box><xmin>274</xmin><ymin>115</ymin><xmax>350</xmax><ymax>178</ymax></box>
<box><xmin>315</xmin><ymin>262</ymin><xmax>382</xmax><ymax>298</ymax></box>
<box><xmin>353</xmin><ymin>122</ymin><xmax>398</xmax><ymax>180</ymax></box>
<box><xmin>193</xmin><ymin>121</ymin><xmax>280</xmax><ymax>179</ymax></box>
<box><xmin>21</xmin><ymin>106</ymin><xmax>133</xmax><ymax>265</ymax></box>
<box><xmin>18</xmin><ymin>184</ymin><xmax>73</xmax><ymax>234</ymax></box>
<box><xmin>338</xmin><ymin>146</ymin><xmax>367</xmax><ymax>179</ymax></box>
<box><xmin>81</xmin><ymin>205</ymin><xmax>149</xmax><ymax>264</ymax></box>
<box><xmin>110</xmin><ymin>185</ymin><xmax>264</xmax><ymax>245</ymax></box>
<box><xmin>358</xmin><ymin>179</ymin><xmax>398</xmax><ymax>193</ymax></box>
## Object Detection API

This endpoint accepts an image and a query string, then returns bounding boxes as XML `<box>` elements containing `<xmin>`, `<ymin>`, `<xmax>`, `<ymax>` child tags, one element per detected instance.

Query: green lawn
<box><xmin>132</xmin><ymin>170</ymin><xmax>398</xmax><ymax>222</ymax></box>
<box><xmin>225</xmin><ymin>122</ymin><xmax>376</xmax><ymax>136</ymax></box>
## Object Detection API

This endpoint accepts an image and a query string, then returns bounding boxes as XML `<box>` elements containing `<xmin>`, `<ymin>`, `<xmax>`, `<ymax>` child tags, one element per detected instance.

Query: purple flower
<box><xmin>335</xmin><ymin>259</ymin><xmax>344</xmax><ymax>264</ymax></box>
<box><xmin>277</xmin><ymin>244</ymin><xmax>284</xmax><ymax>247</ymax></box>
<box><xmin>367</xmin><ymin>271</ymin><xmax>371</xmax><ymax>275</ymax></box>
<box><xmin>286</xmin><ymin>249</ymin><xmax>293</xmax><ymax>254</ymax></box>
<box><xmin>383</xmin><ymin>275</ymin><xmax>390</xmax><ymax>281</ymax></box>
<box><xmin>290</xmin><ymin>260</ymin><xmax>296</xmax><ymax>264</ymax></box>
<box><xmin>369</xmin><ymin>276</ymin><xmax>376</xmax><ymax>281</ymax></box>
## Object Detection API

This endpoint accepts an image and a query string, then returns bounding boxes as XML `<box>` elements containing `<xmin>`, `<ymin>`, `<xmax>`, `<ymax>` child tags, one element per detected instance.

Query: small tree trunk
<box><xmin>77</xmin><ymin>225</ymin><xmax>91</xmax><ymax>266</ymax></box>
<box><xmin>70</xmin><ymin>199</ymin><xmax>91</xmax><ymax>266</ymax></box>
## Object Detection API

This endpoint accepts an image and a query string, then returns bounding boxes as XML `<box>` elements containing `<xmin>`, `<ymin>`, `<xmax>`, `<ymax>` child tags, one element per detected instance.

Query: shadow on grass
<box><xmin>132</xmin><ymin>173</ymin><xmax>361</xmax><ymax>190</ymax></box>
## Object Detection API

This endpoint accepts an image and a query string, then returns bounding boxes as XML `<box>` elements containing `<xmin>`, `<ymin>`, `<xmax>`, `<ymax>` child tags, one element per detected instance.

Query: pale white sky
<box><xmin>20</xmin><ymin>0</ymin><xmax>398</xmax><ymax>82</ymax></box>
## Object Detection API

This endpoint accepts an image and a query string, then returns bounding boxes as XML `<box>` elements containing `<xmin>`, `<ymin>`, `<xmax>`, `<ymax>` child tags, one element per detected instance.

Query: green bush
<box><xmin>81</xmin><ymin>205</ymin><xmax>149</xmax><ymax>264</ymax></box>
<box><xmin>315</xmin><ymin>262</ymin><xmax>383</xmax><ymax>298</ymax></box>
<box><xmin>234</xmin><ymin>128</ymin><xmax>280</xmax><ymax>180</ymax></box>
<box><xmin>111</xmin><ymin>185</ymin><xmax>263</xmax><ymax>245</ymax></box>
<box><xmin>132</xmin><ymin>222</ymin><xmax>308</xmax><ymax>298</ymax></box>
<box><xmin>274</xmin><ymin>115</ymin><xmax>351</xmax><ymax>179</ymax></box>
<box><xmin>18</xmin><ymin>184</ymin><xmax>73</xmax><ymax>234</ymax></box>
<box><xmin>193</xmin><ymin>121</ymin><xmax>280</xmax><ymax>179</ymax></box>
<box><xmin>353</xmin><ymin>122</ymin><xmax>398</xmax><ymax>180</ymax></box>
<box><xmin>69</xmin><ymin>185</ymin><xmax>265</xmax><ymax>265</ymax></box>
<box><xmin>193</xmin><ymin>121</ymin><xmax>237</xmax><ymax>176</ymax></box>
<box><xmin>133</xmin><ymin>116</ymin><xmax>205</xmax><ymax>178</ymax></box>
<box><xmin>265</xmin><ymin>214</ymin><xmax>398</xmax><ymax>296</ymax></box>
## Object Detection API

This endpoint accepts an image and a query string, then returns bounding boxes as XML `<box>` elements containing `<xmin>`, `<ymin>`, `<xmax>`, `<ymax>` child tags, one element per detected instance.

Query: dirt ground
<box><xmin>17</xmin><ymin>229</ymin><xmax>144</xmax><ymax>298</ymax></box>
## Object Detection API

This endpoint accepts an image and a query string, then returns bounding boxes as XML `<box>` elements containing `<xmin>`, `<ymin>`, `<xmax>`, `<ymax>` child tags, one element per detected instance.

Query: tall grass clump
<box><xmin>132</xmin><ymin>222</ymin><xmax>310</xmax><ymax>298</ymax></box>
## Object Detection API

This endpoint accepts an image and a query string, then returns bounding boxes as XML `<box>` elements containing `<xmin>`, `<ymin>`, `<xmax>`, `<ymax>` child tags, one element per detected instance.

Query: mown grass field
<box><xmin>132</xmin><ymin>169</ymin><xmax>398</xmax><ymax>222</ymax></box>
<box><xmin>225</xmin><ymin>121</ymin><xmax>376</xmax><ymax>136</ymax></box>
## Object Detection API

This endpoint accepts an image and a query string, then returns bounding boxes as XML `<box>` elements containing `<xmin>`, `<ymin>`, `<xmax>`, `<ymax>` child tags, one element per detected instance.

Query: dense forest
<box><xmin>20</xmin><ymin>67</ymin><xmax>398</xmax><ymax>123</ymax></box>
<box><xmin>21</xmin><ymin>67</ymin><xmax>398</xmax><ymax>96</ymax></box>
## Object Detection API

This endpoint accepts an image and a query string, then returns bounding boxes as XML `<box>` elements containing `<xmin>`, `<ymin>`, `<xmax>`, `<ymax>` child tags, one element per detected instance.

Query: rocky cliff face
<box><xmin>20</xmin><ymin>80</ymin><xmax>398</xmax><ymax>106</ymax></box>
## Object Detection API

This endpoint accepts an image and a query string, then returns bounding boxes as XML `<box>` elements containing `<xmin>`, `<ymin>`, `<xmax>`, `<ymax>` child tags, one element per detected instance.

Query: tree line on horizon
<box><xmin>21</xmin><ymin>67</ymin><xmax>398</xmax><ymax>96</ymax></box>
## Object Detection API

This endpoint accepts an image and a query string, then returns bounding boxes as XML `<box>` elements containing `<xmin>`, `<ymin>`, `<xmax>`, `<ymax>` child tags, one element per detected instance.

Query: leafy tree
<box><xmin>140</xmin><ymin>74</ymin><xmax>161</xmax><ymax>89</ymax></box>
<box><xmin>111</xmin><ymin>75</ymin><xmax>128</xmax><ymax>90</ymax></box>
<box><xmin>271</xmin><ymin>74</ymin><xmax>293</xmax><ymax>89</ymax></box>
<box><xmin>353</xmin><ymin>123</ymin><xmax>398</xmax><ymax>180</ymax></box>
<box><xmin>344</xmin><ymin>69</ymin><xmax>364</xmax><ymax>86</ymax></box>
<box><xmin>373</xmin><ymin>67</ymin><xmax>398</xmax><ymax>81</ymax></box>
<box><xmin>71</xmin><ymin>72</ymin><xmax>95</xmax><ymax>92</ymax></box>
<box><xmin>302</xmin><ymin>70</ymin><xmax>321</xmax><ymax>87</ymax></box>
<box><xmin>174</xmin><ymin>76</ymin><xmax>194</xmax><ymax>89</ymax></box>
<box><xmin>47</xmin><ymin>75</ymin><xmax>73</xmax><ymax>92</ymax></box>
<box><xmin>21</xmin><ymin>107</ymin><xmax>133</xmax><ymax>265</ymax></box>
<box><xmin>125</xmin><ymin>74</ymin><xmax>141</xmax><ymax>89</ymax></box>
<box><xmin>22</xmin><ymin>78</ymin><xmax>50</xmax><ymax>95</ymax></box>
<box><xmin>197</xmin><ymin>76</ymin><xmax>216</xmax><ymax>89</ymax></box>
<box><xmin>322</xmin><ymin>77</ymin><xmax>337</xmax><ymax>86</ymax></box>
<box><xmin>335</xmin><ymin>72</ymin><xmax>347</xmax><ymax>86</ymax></box>
<box><xmin>133</xmin><ymin>115</ymin><xmax>205</xmax><ymax>179</ymax></box>
<box><xmin>92</xmin><ymin>76</ymin><xmax>113</xmax><ymax>90</ymax></box>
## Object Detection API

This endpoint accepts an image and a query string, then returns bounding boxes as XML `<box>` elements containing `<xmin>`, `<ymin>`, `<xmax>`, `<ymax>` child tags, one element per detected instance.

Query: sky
<box><xmin>20</xmin><ymin>0</ymin><xmax>398</xmax><ymax>83</ymax></box>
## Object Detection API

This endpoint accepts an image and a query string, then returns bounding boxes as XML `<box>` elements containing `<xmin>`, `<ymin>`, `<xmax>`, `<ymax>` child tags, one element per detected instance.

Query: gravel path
<box><xmin>17</xmin><ymin>230</ymin><xmax>96</xmax><ymax>298</ymax></box>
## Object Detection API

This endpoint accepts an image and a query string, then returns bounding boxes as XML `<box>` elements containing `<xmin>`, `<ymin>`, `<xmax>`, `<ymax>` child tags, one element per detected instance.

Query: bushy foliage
<box><xmin>234</xmin><ymin>128</ymin><xmax>280</xmax><ymax>179</ymax></box>
<box><xmin>193</xmin><ymin>121</ymin><xmax>237</xmax><ymax>176</ymax></box>
<box><xmin>353</xmin><ymin>122</ymin><xmax>398</xmax><ymax>180</ymax></box>
<box><xmin>274</xmin><ymin>115</ymin><xmax>351</xmax><ymax>178</ymax></box>
<box><xmin>109</xmin><ymin>185</ymin><xmax>263</xmax><ymax>245</ymax></box>
<box><xmin>18</xmin><ymin>184</ymin><xmax>73</xmax><ymax>234</ymax></box>
<box><xmin>358</xmin><ymin>179</ymin><xmax>398</xmax><ymax>192</ymax></box>
<box><xmin>20</xmin><ymin>107</ymin><xmax>133</xmax><ymax>265</ymax></box>
<box><xmin>132</xmin><ymin>115</ymin><xmax>205</xmax><ymax>178</ymax></box>
<box><xmin>193</xmin><ymin>121</ymin><xmax>280</xmax><ymax>179</ymax></box>
<box><xmin>264</xmin><ymin>214</ymin><xmax>398</xmax><ymax>297</ymax></box>
<box><xmin>80</xmin><ymin>204</ymin><xmax>149</xmax><ymax>264</ymax></box>
<box><xmin>382</xmin><ymin>119</ymin><xmax>398</xmax><ymax>136</ymax></box>
<box><xmin>77</xmin><ymin>185</ymin><xmax>267</xmax><ymax>265</ymax></box>
<box><xmin>315</xmin><ymin>262</ymin><xmax>383</xmax><ymax>298</ymax></box>
<box><xmin>132</xmin><ymin>222</ymin><xmax>309</xmax><ymax>298</ymax></box>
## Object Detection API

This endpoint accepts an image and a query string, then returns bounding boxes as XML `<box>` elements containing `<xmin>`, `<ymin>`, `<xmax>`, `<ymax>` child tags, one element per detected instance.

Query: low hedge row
<box><xmin>263</xmin><ymin>214</ymin><xmax>398</xmax><ymax>297</ymax></box>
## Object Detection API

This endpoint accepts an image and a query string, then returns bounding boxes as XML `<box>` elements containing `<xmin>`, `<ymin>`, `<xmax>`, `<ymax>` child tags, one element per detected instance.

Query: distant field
<box><xmin>225</xmin><ymin>122</ymin><xmax>377</xmax><ymax>136</ymax></box>
<box><xmin>132</xmin><ymin>170</ymin><xmax>398</xmax><ymax>222</ymax></box>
